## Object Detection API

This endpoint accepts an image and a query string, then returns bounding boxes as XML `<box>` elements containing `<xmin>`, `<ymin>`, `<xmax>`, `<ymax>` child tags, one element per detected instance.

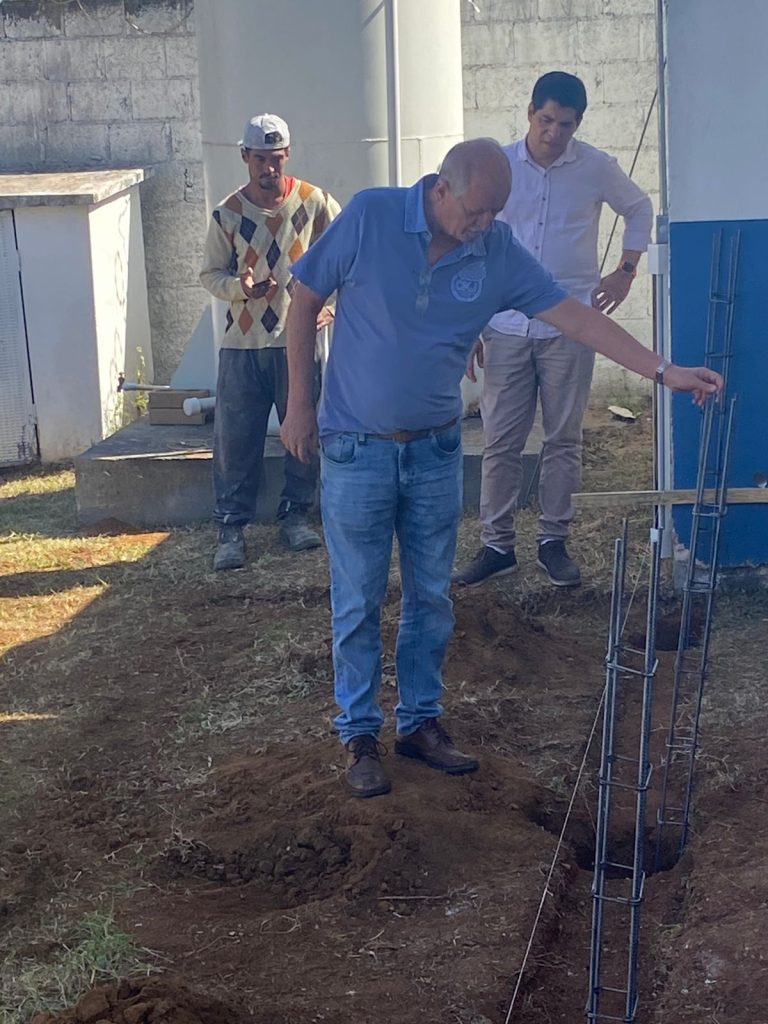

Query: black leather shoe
<box><xmin>451</xmin><ymin>545</ymin><xmax>517</xmax><ymax>587</ymax></box>
<box><xmin>345</xmin><ymin>735</ymin><xmax>391</xmax><ymax>798</ymax></box>
<box><xmin>395</xmin><ymin>718</ymin><xmax>478</xmax><ymax>774</ymax></box>
<box><xmin>537</xmin><ymin>540</ymin><xmax>581</xmax><ymax>587</ymax></box>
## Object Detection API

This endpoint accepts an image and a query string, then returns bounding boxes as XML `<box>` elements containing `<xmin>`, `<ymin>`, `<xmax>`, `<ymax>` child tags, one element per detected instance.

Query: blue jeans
<box><xmin>320</xmin><ymin>423</ymin><xmax>463</xmax><ymax>744</ymax></box>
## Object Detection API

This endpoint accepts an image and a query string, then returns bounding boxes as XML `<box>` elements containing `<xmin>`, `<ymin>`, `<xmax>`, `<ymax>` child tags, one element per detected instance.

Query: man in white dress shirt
<box><xmin>453</xmin><ymin>71</ymin><xmax>653</xmax><ymax>588</ymax></box>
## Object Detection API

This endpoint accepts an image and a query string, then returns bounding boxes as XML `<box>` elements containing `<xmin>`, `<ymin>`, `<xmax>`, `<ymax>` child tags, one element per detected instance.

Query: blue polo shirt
<box><xmin>291</xmin><ymin>174</ymin><xmax>567</xmax><ymax>436</ymax></box>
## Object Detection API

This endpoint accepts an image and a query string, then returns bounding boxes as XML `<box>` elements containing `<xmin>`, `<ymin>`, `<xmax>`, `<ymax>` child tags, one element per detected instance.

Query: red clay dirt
<box><xmin>30</xmin><ymin>977</ymin><xmax>244</xmax><ymax>1024</ymax></box>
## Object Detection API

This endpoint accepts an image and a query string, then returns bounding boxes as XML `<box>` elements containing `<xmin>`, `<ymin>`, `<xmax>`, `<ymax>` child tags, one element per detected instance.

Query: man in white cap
<box><xmin>201</xmin><ymin>113</ymin><xmax>341</xmax><ymax>570</ymax></box>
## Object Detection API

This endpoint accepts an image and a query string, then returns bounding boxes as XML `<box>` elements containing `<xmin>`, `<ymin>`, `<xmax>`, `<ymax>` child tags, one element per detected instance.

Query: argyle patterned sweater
<box><xmin>200</xmin><ymin>178</ymin><xmax>341</xmax><ymax>349</ymax></box>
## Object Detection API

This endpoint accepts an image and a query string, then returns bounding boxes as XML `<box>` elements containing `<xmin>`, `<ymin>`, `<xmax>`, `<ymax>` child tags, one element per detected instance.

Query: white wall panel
<box><xmin>667</xmin><ymin>0</ymin><xmax>768</xmax><ymax>223</ymax></box>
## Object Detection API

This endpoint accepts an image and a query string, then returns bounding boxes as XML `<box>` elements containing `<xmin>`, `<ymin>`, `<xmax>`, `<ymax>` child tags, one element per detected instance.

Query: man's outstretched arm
<box><xmin>281</xmin><ymin>282</ymin><xmax>327</xmax><ymax>464</ymax></box>
<box><xmin>539</xmin><ymin>297</ymin><xmax>722</xmax><ymax>405</ymax></box>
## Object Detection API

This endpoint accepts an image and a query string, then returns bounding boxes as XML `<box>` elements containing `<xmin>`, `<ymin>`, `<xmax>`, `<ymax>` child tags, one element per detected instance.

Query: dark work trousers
<box><xmin>212</xmin><ymin>347</ymin><xmax>320</xmax><ymax>526</ymax></box>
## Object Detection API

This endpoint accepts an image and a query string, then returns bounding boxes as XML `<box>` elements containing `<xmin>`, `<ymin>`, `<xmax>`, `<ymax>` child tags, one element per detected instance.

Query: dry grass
<box><xmin>0</xmin><ymin>911</ymin><xmax>160</xmax><ymax>1024</ymax></box>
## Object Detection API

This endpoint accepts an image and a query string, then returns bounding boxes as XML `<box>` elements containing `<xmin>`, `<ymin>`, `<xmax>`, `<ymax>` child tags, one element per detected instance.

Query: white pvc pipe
<box><xmin>183</xmin><ymin>396</ymin><xmax>217</xmax><ymax>416</ymax></box>
<box><xmin>388</xmin><ymin>0</ymin><xmax>402</xmax><ymax>186</ymax></box>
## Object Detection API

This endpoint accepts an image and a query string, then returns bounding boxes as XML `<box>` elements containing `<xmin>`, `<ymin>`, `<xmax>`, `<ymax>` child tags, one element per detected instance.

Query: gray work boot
<box><xmin>213</xmin><ymin>524</ymin><xmax>246</xmax><ymax>571</ymax></box>
<box><xmin>279</xmin><ymin>511</ymin><xmax>322</xmax><ymax>552</ymax></box>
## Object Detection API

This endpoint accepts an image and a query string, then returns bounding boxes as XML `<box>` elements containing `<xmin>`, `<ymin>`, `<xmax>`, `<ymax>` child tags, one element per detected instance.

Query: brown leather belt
<box><xmin>369</xmin><ymin>417</ymin><xmax>459</xmax><ymax>443</ymax></box>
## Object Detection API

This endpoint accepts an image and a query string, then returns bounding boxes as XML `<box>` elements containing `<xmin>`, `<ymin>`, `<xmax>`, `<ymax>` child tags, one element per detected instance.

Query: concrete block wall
<box><xmin>0</xmin><ymin>0</ymin><xmax>207</xmax><ymax>384</ymax></box>
<box><xmin>462</xmin><ymin>0</ymin><xmax>659</xmax><ymax>401</ymax></box>
<box><xmin>1</xmin><ymin>0</ymin><xmax>659</xmax><ymax>400</ymax></box>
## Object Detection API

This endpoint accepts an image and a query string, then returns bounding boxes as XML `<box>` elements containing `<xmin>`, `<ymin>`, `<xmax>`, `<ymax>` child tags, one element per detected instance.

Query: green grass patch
<box><xmin>0</xmin><ymin>910</ymin><xmax>159</xmax><ymax>1024</ymax></box>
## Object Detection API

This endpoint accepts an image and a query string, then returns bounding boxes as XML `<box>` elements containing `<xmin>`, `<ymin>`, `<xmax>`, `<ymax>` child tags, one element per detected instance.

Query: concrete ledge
<box><xmin>74</xmin><ymin>416</ymin><xmax>542</xmax><ymax>528</ymax></box>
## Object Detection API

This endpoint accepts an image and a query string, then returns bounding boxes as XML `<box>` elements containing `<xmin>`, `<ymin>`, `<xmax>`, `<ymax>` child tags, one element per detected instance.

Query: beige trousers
<box><xmin>479</xmin><ymin>326</ymin><xmax>595</xmax><ymax>551</ymax></box>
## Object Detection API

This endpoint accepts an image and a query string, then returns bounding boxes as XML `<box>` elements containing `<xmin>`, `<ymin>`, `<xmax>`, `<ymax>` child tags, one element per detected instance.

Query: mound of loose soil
<box><xmin>30</xmin><ymin>976</ymin><xmax>244</xmax><ymax>1024</ymax></box>
<box><xmin>137</xmin><ymin>735</ymin><xmax>575</xmax><ymax>1022</ymax></box>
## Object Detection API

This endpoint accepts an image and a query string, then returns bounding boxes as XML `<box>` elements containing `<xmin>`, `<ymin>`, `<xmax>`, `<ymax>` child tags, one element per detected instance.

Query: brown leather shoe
<box><xmin>345</xmin><ymin>735</ymin><xmax>391</xmax><ymax>798</ymax></box>
<box><xmin>395</xmin><ymin>718</ymin><xmax>479</xmax><ymax>774</ymax></box>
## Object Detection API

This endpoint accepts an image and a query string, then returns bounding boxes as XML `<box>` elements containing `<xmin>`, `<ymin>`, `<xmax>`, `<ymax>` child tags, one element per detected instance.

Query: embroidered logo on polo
<box><xmin>450</xmin><ymin>262</ymin><xmax>486</xmax><ymax>302</ymax></box>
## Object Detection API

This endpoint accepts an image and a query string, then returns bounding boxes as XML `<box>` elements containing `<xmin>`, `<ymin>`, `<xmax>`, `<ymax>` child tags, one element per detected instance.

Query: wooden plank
<box><xmin>149</xmin><ymin>408</ymin><xmax>205</xmax><ymax>426</ymax></box>
<box><xmin>573</xmin><ymin>488</ymin><xmax>768</xmax><ymax>509</ymax></box>
<box><xmin>148</xmin><ymin>388</ymin><xmax>209</xmax><ymax>410</ymax></box>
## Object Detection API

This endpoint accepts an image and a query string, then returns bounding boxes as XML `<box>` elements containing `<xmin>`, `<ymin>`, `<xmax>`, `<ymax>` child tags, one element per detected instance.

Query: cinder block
<box><xmin>0</xmin><ymin>124</ymin><xmax>45</xmax><ymax>170</ymax></box>
<box><xmin>601</xmin><ymin>58</ymin><xmax>657</xmax><ymax>104</ymax></box>
<box><xmin>164</xmin><ymin>34</ymin><xmax>198</xmax><ymax>78</ymax></box>
<box><xmin>483</xmin><ymin>0</ymin><xmax>537</xmax><ymax>23</ymax></box>
<box><xmin>45</xmin><ymin>121</ymin><xmax>109</xmax><ymax>166</ymax></box>
<box><xmin>513</xmin><ymin>19</ymin><xmax>577</xmax><ymax>65</ymax></box>
<box><xmin>591</xmin><ymin>360</ymin><xmax>650</xmax><ymax>401</ymax></box>
<box><xmin>539</xmin><ymin>0</ymin><xmax>603</xmax><ymax>19</ymax></box>
<box><xmin>625</xmin><ymin>145</ymin><xmax>661</xmax><ymax>194</ymax></box>
<box><xmin>109</xmin><ymin>120</ymin><xmax>172</xmax><ymax>164</ymax></box>
<box><xmin>103</xmin><ymin>35</ymin><xmax>166</xmax><ymax>80</ymax></box>
<box><xmin>131</xmin><ymin>78</ymin><xmax>194</xmax><ymax>121</ymax></box>
<box><xmin>146</xmin><ymin>283</ymin><xmax>209</xmax><ymax>384</ymax></box>
<box><xmin>169</xmin><ymin>119</ymin><xmax>203</xmax><ymax>162</ymax></box>
<box><xmin>463</xmin><ymin>73</ymin><xmax>478</xmax><ymax>113</ymax></box>
<box><xmin>474</xmin><ymin>66</ymin><xmax>537</xmax><ymax>114</ymax></box>
<box><xmin>183</xmin><ymin>160</ymin><xmax>204</xmax><ymax>204</ymax></box>
<box><xmin>604</xmin><ymin>0</ymin><xmax>655</xmax><ymax>16</ymax></box>
<box><xmin>63</xmin><ymin>0</ymin><xmax>126</xmax><ymax>38</ymax></box>
<box><xmin>69</xmin><ymin>80</ymin><xmax>130</xmax><ymax>121</ymax></box>
<box><xmin>463</xmin><ymin>110</ymin><xmax>519</xmax><ymax>145</ymax></box>
<box><xmin>0</xmin><ymin>81</ymin><xmax>68</xmax><ymax>127</ymax></box>
<box><xmin>578</xmin><ymin>104</ymin><xmax>653</xmax><ymax>151</ymax></box>
<box><xmin>576</xmin><ymin>17</ymin><xmax>644</xmax><ymax>62</ymax></box>
<box><xmin>461</xmin><ymin>23</ymin><xmax>515</xmax><ymax>68</ymax></box>
<box><xmin>3</xmin><ymin>3</ymin><xmax>64</xmax><ymax>39</ymax></box>
<box><xmin>637</xmin><ymin>16</ymin><xmax>658</xmax><ymax>60</ymax></box>
<box><xmin>0</xmin><ymin>38</ymin><xmax>46</xmax><ymax>79</ymax></box>
<box><xmin>43</xmin><ymin>37</ymin><xmax>104</xmax><ymax>81</ymax></box>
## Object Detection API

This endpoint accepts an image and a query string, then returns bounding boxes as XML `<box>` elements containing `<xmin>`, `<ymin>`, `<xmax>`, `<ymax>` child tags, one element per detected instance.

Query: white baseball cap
<box><xmin>239</xmin><ymin>113</ymin><xmax>291</xmax><ymax>151</ymax></box>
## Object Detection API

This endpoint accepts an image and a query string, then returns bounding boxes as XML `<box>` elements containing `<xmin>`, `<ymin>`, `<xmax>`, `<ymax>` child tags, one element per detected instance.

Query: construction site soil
<box><xmin>2</xmin><ymin>410</ymin><xmax>767</xmax><ymax>1023</ymax></box>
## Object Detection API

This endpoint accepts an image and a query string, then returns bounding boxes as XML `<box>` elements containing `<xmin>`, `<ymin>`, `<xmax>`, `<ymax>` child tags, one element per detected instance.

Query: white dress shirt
<box><xmin>489</xmin><ymin>137</ymin><xmax>653</xmax><ymax>339</ymax></box>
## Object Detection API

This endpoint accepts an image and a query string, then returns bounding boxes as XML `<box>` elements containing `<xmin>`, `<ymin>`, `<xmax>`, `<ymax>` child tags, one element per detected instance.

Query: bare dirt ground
<box><xmin>1</xmin><ymin>404</ymin><xmax>767</xmax><ymax>1024</ymax></box>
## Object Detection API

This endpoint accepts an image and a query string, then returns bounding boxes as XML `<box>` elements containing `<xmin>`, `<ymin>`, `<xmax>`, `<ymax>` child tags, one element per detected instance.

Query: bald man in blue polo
<box><xmin>281</xmin><ymin>138</ymin><xmax>721</xmax><ymax>799</ymax></box>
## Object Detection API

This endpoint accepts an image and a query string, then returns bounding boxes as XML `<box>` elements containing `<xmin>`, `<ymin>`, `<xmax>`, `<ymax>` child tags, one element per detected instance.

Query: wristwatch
<box><xmin>655</xmin><ymin>357</ymin><xmax>671</xmax><ymax>386</ymax></box>
<box><xmin>620</xmin><ymin>260</ymin><xmax>637</xmax><ymax>278</ymax></box>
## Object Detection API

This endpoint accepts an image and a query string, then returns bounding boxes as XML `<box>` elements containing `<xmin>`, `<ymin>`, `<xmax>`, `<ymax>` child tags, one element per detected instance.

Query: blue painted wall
<box><xmin>669</xmin><ymin>218</ymin><xmax>768</xmax><ymax>566</ymax></box>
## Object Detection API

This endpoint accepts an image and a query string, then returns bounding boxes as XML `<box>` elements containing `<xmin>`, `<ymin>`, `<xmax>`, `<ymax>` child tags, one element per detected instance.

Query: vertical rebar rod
<box><xmin>624</xmin><ymin>527</ymin><xmax>662</xmax><ymax>1021</ymax></box>
<box><xmin>676</xmin><ymin>397</ymin><xmax>736</xmax><ymax>854</ymax></box>
<box><xmin>586</xmin><ymin>524</ymin><xmax>628</xmax><ymax>1023</ymax></box>
<box><xmin>587</xmin><ymin>521</ymin><xmax>663</xmax><ymax>1024</ymax></box>
<box><xmin>654</xmin><ymin>227</ymin><xmax>740</xmax><ymax>869</ymax></box>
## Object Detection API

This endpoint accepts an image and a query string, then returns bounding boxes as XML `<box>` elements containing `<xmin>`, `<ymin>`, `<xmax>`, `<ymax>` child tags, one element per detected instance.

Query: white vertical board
<box><xmin>666</xmin><ymin>0</ymin><xmax>768</xmax><ymax>222</ymax></box>
<box><xmin>0</xmin><ymin>210</ymin><xmax>37</xmax><ymax>466</ymax></box>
